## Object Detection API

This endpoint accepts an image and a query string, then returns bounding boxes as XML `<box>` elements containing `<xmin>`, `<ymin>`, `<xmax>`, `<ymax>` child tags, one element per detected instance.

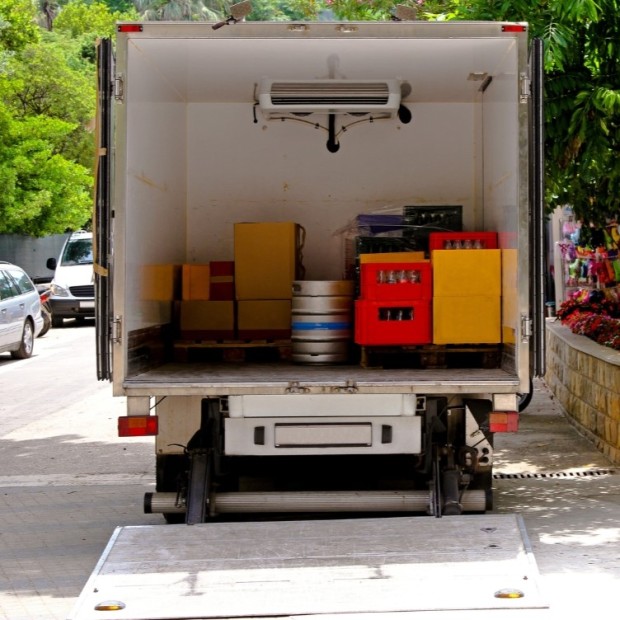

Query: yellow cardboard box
<box><xmin>432</xmin><ymin>249</ymin><xmax>501</xmax><ymax>297</ymax></box>
<box><xmin>359</xmin><ymin>252</ymin><xmax>426</xmax><ymax>264</ymax></box>
<box><xmin>182</xmin><ymin>264</ymin><xmax>210</xmax><ymax>301</ymax></box>
<box><xmin>234</xmin><ymin>222</ymin><xmax>302</xmax><ymax>300</ymax></box>
<box><xmin>178</xmin><ymin>300</ymin><xmax>234</xmax><ymax>339</ymax></box>
<box><xmin>237</xmin><ymin>300</ymin><xmax>291</xmax><ymax>339</ymax></box>
<box><xmin>141</xmin><ymin>264</ymin><xmax>181</xmax><ymax>301</ymax></box>
<box><xmin>433</xmin><ymin>296</ymin><xmax>501</xmax><ymax>344</ymax></box>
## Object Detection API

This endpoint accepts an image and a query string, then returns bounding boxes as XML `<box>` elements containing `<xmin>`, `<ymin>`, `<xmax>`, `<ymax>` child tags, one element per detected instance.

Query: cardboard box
<box><xmin>182</xmin><ymin>264</ymin><xmax>210</xmax><ymax>301</ymax></box>
<box><xmin>234</xmin><ymin>222</ymin><xmax>301</xmax><ymax>300</ymax></box>
<box><xmin>141</xmin><ymin>264</ymin><xmax>181</xmax><ymax>301</ymax></box>
<box><xmin>178</xmin><ymin>300</ymin><xmax>235</xmax><ymax>339</ymax></box>
<box><xmin>433</xmin><ymin>249</ymin><xmax>501</xmax><ymax>297</ymax></box>
<box><xmin>359</xmin><ymin>252</ymin><xmax>426</xmax><ymax>264</ymax></box>
<box><xmin>210</xmin><ymin>261</ymin><xmax>235</xmax><ymax>300</ymax></box>
<box><xmin>433</xmin><ymin>296</ymin><xmax>501</xmax><ymax>344</ymax></box>
<box><xmin>237</xmin><ymin>300</ymin><xmax>291</xmax><ymax>339</ymax></box>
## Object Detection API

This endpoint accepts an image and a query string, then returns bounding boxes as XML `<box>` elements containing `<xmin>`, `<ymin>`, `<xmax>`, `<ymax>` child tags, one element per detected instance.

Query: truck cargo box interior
<box><xmin>113</xmin><ymin>24</ymin><xmax>527</xmax><ymax>393</ymax></box>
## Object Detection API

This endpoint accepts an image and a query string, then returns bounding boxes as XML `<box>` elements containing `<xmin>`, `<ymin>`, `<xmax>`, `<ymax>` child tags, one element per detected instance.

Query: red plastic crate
<box><xmin>354</xmin><ymin>299</ymin><xmax>432</xmax><ymax>345</ymax></box>
<box><xmin>429</xmin><ymin>232</ymin><xmax>498</xmax><ymax>252</ymax></box>
<box><xmin>360</xmin><ymin>262</ymin><xmax>432</xmax><ymax>301</ymax></box>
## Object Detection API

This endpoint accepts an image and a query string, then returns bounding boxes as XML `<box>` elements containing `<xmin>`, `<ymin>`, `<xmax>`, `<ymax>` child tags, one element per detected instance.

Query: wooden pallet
<box><xmin>360</xmin><ymin>343</ymin><xmax>501</xmax><ymax>370</ymax></box>
<box><xmin>173</xmin><ymin>339</ymin><xmax>292</xmax><ymax>363</ymax></box>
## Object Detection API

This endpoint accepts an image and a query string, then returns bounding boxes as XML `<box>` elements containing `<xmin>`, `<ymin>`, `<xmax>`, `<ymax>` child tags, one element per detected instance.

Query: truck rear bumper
<box><xmin>225</xmin><ymin>415</ymin><xmax>422</xmax><ymax>455</ymax></box>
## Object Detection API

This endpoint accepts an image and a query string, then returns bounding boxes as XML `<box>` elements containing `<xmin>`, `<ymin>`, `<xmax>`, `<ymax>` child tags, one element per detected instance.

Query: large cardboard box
<box><xmin>141</xmin><ymin>264</ymin><xmax>181</xmax><ymax>301</ymax></box>
<box><xmin>237</xmin><ymin>300</ymin><xmax>291</xmax><ymax>340</ymax></box>
<box><xmin>182</xmin><ymin>264</ymin><xmax>210</xmax><ymax>301</ymax></box>
<box><xmin>432</xmin><ymin>249</ymin><xmax>501</xmax><ymax>297</ymax></box>
<box><xmin>234</xmin><ymin>222</ymin><xmax>301</xmax><ymax>300</ymax></box>
<box><xmin>433</xmin><ymin>296</ymin><xmax>501</xmax><ymax>344</ymax></box>
<box><xmin>178</xmin><ymin>300</ymin><xmax>235</xmax><ymax>339</ymax></box>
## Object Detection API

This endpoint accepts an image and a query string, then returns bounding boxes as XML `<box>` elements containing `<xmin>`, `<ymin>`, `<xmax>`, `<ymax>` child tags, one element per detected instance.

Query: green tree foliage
<box><xmin>0</xmin><ymin>104</ymin><xmax>93</xmax><ymax>235</ymax></box>
<box><xmin>0</xmin><ymin>33</ymin><xmax>96</xmax><ymax>168</ymax></box>
<box><xmin>55</xmin><ymin>0</ymin><xmax>139</xmax><ymax>37</ymax></box>
<box><xmin>0</xmin><ymin>0</ymin><xmax>40</xmax><ymax>52</ymax></box>
<box><xmin>247</xmin><ymin>0</ymin><xmax>307</xmax><ymax>21</ymax></box>
<box><xmin>0</xmin><ymin>0</ymin><xmax>101</xmax><ymax>236</ymax></box>
<box><xmin>133</xmin><ymin>0</ymin><xmax>221</xmax><ymax>21</ymax></box>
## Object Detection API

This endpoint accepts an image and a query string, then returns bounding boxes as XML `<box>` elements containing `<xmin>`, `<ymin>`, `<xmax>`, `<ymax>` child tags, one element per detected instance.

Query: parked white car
<box><xmin>46</xmin><ymin>231</ymin><xmax>94</xmax><ymax>327</ymax></box>
<box><xmin>0</xmin><ymin>262</ymin><xmax>44</xmax><ymax>359</ymax></box>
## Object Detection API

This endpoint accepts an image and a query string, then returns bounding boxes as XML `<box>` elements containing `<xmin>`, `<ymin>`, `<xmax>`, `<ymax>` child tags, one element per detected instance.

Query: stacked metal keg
<box><xmin>291</xmin><ymin>280</ymin><xmax>354</xmax><ymax>364</ymax></box>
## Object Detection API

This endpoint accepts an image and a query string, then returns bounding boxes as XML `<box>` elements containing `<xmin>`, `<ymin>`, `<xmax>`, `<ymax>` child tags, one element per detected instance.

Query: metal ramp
<box><xmin>69</xmin><ymin>514</ymin><xmax>549</xmax><ymax>619</ymax></box>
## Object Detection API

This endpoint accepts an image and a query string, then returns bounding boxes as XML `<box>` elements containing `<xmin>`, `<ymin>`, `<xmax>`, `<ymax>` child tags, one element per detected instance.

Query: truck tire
<box><xmin>518</xmin><ymin>378</ymin><xmax>534</xmax><ymax>412</ymax></box>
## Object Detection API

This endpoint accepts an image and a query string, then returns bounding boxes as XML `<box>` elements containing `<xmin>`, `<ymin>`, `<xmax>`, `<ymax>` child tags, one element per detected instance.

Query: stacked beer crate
<box><xmin>354</xmin><ymin>253</ymin><xmax>433</xmax><ymax>346</ymax></box>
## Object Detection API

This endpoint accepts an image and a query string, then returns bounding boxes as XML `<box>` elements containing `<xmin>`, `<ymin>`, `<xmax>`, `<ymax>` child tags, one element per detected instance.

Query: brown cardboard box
<box><xmin>182</xmin><ymin>264</ymin><xmax>210</xmax><ymax>301</ymax></box>
<box><xmin>234</xmin><ymin>222</ymin><xmax>301</xmax><ymax>300</ymax></box>
<box><xmin>210</xmin><ymin>261</ymin><xmax>235</xmax><ymax>300</ymax></box>
<box><xmin>178</xmin><ymin>300</ymin><xmax>235</xmax><ymax>339</ymax></box>
<box><xmin>141</xmin><ymin>264</ymin><xmax>181</xmax><ymax>301</ymax></box>
<box><xmin>237</xmin><ymin>300</ymin><xmax>291</xmax><ymax>339</ymax></box>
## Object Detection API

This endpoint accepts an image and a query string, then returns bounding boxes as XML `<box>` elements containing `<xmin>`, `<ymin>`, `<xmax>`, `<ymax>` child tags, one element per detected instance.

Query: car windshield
<box><xmin>61</xmin><ymin>239</ymin><xmax>93</xmax><ymax>265</ymax></box>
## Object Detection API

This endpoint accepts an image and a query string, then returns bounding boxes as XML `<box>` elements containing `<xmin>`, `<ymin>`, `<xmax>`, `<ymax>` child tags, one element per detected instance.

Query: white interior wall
<box><xmin>186</xmin><ymin>102</ymin><xmax>476</xmax><ymax>279</ymax></box>
<box><xmin>123</xmin><ymin>43</ymin><xmax>188</xmax><ymax>331</ymax></box>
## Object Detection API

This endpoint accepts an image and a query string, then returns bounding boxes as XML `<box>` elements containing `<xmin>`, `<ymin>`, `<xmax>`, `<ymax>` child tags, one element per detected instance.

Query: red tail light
<box><xmin>489</xmin><ymin>412</ymin><xmax>519</xmax><ymax>433</ymax></box>
<box><xmin>118</xmin><ymin>416</ymin><xmax>158</xmax><ymax>437</ymax></box>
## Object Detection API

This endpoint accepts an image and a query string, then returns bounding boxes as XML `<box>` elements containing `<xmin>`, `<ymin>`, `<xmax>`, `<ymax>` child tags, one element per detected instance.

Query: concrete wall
<box><xmin>0</xmin><ymin>234</ymin><xmax>68</xmax><ymax>282</ymax></box>
<box><xmin>545</xmin><ymin>319</ymin><xmax>620</xmax><ymax>464</ymax></box>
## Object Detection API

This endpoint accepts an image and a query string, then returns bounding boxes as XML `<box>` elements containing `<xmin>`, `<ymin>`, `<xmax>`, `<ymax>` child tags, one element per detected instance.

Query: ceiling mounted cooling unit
<box><xmin>258</xmin><ymin>79</ymin><xmax>402</xmax><ymax>117</ymax></box>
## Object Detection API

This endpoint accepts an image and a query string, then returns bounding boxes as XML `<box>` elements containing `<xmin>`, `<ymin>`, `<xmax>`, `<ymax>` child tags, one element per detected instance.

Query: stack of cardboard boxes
<box><xmin>174</xmin><ymin>222</ymin><xmax>302</xmax><ymax>341</ymax></box>
<box><xmin>178</xmin><ymin>262</ymin><xmax>235</xmax><ymax>339</ymax></box>
<box><xmin>234</xmin><ymin>222</ymin><xmax>302</xmax><ymax>340</ymax></box>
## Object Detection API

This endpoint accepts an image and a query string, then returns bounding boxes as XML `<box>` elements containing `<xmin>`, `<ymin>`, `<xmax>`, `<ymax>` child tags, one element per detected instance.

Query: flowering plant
<box><xmin>556</xmin><ymin>288</ymin><xmax>620</xmax><ymax>350</ymax></box>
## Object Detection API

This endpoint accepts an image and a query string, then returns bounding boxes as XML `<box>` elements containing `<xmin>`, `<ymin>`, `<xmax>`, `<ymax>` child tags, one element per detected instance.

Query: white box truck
<box><xmin>94</xmin><ymin>16</ymin><xmax>545</xmax><ymax>524</ymax></box>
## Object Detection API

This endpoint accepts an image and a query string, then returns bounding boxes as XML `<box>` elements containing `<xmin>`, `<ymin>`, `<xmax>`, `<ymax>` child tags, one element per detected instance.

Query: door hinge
<box><xmin>286</xmin><ymin>381</ymin><xmax>310</xmax><ymax>394</ymax></box>
<box><xmin>521</xmin><ymin>315</ymin><xmax>533</xmax><ymax>343</ymax></box>
<box><xmin>330</xmin><ymin>381</ymin><xmax>359</xmax><ymax>394</ymax></box>
<box><xmin>113</xmin><ymin>74</ymin><xmax>124</xmax><ymax>102</ymax></box>
<box><xmin>111</xmin><ymin>315</ymin><xmax>122</xmax><ymax>344</ymax></box>
<box><xmin>520</xmin><ymin>72</ymin><xmax>530</xmax><ymax>103</ymax></box>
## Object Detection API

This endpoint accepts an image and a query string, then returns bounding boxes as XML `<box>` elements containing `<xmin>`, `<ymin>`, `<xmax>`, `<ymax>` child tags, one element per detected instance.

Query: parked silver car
<box><xmin>0</xmin><ymin>262</ymin><xmax>44</xmax><ymax>359</ymax></box>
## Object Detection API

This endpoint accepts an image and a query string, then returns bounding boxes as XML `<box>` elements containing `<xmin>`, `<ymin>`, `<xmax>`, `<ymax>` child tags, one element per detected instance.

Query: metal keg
<box><xmin>291</xmin><ymin>280</ymin><xmax>354</xmax><ymax>364</ymax></box>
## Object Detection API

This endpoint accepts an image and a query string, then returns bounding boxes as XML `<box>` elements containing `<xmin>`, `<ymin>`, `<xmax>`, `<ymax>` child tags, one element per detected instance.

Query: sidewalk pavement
<box><xmin>0</xmin><ymin>378</ymin><xmax>618</xmax><ymax>619</ymax></box>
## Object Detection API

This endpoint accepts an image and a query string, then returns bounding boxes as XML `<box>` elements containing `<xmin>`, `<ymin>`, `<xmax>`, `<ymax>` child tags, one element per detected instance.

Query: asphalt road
<box><xmin>0</xmin><ymin>324</ymin><xmax>619</xmax><ymax>619</ymax></box>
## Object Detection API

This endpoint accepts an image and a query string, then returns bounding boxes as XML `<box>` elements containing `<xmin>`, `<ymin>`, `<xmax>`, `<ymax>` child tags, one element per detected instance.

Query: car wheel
<box><xmin>11</xmin><ymin>320</ymin><xmax>35</xmax><ymax>359</ymax></box>
<box><xmin>52</xmin><ymin>315</ymin><xmax>64</xmax><ymax>328</ymax></box>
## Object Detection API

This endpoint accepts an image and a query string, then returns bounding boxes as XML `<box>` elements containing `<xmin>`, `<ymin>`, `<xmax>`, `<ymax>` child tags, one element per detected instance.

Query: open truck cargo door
<box><xmin>95</xmin><ymin>38</ymin><xmax>113</xmax><ymax>381</ymax></box>
<box><xmin>529</xmin><ymin>37</ymin><xmax>546</xmax><ymax>379</ymax></box>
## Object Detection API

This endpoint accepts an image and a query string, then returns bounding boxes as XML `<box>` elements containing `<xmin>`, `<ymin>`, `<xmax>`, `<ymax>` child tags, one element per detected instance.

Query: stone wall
<box><xmin>545</xmin><ymin>319</ymin><xmax>620</xmax><ymax>464</ymax></box>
